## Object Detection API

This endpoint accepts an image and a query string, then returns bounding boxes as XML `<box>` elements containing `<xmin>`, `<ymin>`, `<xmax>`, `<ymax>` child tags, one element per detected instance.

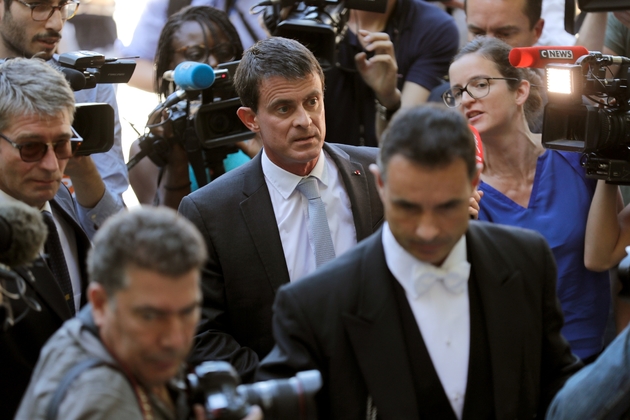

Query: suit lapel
<box><xmin>51</xmin><ymin>187</ymin><xmax>91</xmax><ymax>306</ymax></box>
<box><xmin>467</xmin><ymin>223</ymin><xmax>525</xmax><ymax>419</ymax></box>
<box><xmin>324</xmin><ymin>143</ymin><xmax>374</xmax><ymax>241</ymax></box>
<box><xmin>342</xmin><ymin>232</ymin><xmax>419</xmax><ymax>418</ymax></box>
<box><xmin>14</xmin><ymin>259</ymin><xmax>72</xmax><ymax>321</ymax></box>
<box><xmin>240</xmin><ymin>154</ymin><xmax>290</xmax><ymax>293</ymax></box>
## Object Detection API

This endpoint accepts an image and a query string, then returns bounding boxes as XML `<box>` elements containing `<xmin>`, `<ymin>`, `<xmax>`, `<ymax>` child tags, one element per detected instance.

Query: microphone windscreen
<box><xmin>173</xmin><ymin>61</ymin><xmax>215</xmax><ymax>91</ymax></box>
<box><xmin>0</xmin><ymin>201</ymin><xmax>47</xmax><ymax>267</ymax></box>
<box><xmin>509</xmin><ymin>46</ymin><xmax>589</xmax><ymax>68</ymax></box>
<box><xmin>60</xmin><ymin>67</ymin><xmax>87</xmax><ymax>91</ymax></box>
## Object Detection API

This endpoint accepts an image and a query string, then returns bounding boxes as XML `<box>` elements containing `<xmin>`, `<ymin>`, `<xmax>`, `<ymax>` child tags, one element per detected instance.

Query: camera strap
<box><xmin>45</xmin><ymin>306</ymin><xmax>156</xmax><ymax>420</ymax></box>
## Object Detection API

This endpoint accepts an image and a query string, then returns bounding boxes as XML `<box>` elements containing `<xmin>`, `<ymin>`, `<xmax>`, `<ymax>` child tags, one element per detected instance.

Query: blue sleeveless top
<box><xmin>479</xmin><ymin>150</ymin><xmax>609</xmax><ymax>359</ymax></box>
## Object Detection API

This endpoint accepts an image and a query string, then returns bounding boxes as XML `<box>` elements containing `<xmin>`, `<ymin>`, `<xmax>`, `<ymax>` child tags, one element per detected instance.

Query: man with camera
<box><xmin>0</xmin><ymin>0</ymin><xmax>127</xmax><ymax>239</ymax></box>
<box><xmin>15</xmin><ymin>207</ymin><xmax>263</xmax><ymax>420</ymax></box>
<box><xmin>178</xmin><ymin>37</ymin><xmax>384</xmax><ymax>383</ymax></box>
<box><xmin>257</xmin><ymin>104</ymin><xmax>582</xmax><ymax>419</ymax></box>
<box><xmin>317</xmin><ymin>0</ymin><xmax>459</xmax><ymax>147</ymax></box>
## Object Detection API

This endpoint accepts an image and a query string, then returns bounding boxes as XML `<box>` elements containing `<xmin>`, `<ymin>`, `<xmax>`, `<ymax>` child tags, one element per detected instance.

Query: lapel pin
<box><xmin>353</xmin><ymin>170</ymin><xmax>361</xmax><ymax>176</ymax></box>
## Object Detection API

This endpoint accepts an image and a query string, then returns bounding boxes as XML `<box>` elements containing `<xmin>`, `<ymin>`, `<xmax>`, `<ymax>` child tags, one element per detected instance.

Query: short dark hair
<box><xmin>154</xmin><ymin>5</ymin><xmax>244</xmax><ymax>98</ymax></box>
<box><xmin>378</xmin><ymin>104</ymin><xmax>477</xmax><ymax>181</ymax></box>
<box><xmin>464</xmin><ymin>0</ymin><xmax>542</xmax><ymax>29</ymax></box>
<box><xmin>234</xmin><ymin>37</ymin><xmax>324</xmax><ymax>113</ymax></box>
<box><xmin>87</xmin><ymin>207</ymin><xmax>207</xmax><ymax>296</ymax></box>
<box><xmin>453</xmin><ymin>36</ymin><xmax>543</xmax><ymax>129</ymax></box>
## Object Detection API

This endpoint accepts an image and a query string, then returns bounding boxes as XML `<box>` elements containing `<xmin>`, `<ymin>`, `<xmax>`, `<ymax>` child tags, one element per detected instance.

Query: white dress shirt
<box><xmin>0</xmin><ymin>190</ymin><xmax>82</xmax><ymax>311</ymax></box>
<box><xmin>382</xmin><ymin>222</ymin><xmax>470</xmax><ymax>419</ymax></box>
<box><xmin>262</xmin><ymin>148</ymin><xmax>357</xmax><ymax>282</ymax></box>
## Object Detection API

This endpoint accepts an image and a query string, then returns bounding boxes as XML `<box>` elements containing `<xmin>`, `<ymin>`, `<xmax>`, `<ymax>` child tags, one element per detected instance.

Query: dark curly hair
<box><xmin>154</xmin><ymin>5</ymin><xmax>244</xmax><ymax>98</ymax></box>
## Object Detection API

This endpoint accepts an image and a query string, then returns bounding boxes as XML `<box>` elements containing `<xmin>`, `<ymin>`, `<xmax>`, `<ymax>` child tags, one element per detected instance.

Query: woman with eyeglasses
<box><xmin>129</xmin><ymin>5</ymin><xmax>261</xmax><ymax>209</ymax></box>
<box><xmin>445</xmin><ymin>36</ymin><xmax>610</xmax><ymax>364</ymax></box>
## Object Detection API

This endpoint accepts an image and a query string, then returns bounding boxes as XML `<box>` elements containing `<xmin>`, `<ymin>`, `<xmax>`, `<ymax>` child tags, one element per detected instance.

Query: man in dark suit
<box><xmin>257</xmin><ymin>104</ymin><xmax>582</xmax><ymax>419</ymax></box>
<box><xmin>178</xmin><ymin>37</ymin><xmax>384</xmax><ymax>382</ymax></box>
<box><xmin>0</xmin><ymin>58</ymin><xmax>92</xmax><ymax>419</ymax></box>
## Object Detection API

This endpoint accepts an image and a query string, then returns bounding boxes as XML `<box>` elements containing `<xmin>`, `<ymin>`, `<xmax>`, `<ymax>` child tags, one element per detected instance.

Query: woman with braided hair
<box><xmin>129</xmin><ymin>5</ymin><xmax>261</xmax><ymax>209</ymax></box>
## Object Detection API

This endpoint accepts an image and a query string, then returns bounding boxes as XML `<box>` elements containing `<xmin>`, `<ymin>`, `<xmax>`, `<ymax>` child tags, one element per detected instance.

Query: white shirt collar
<box><xmin>0</xmin><ymin>189</ymin><xmax>51</xmax><ymax>213</ymax></box>
<box><xmin>382</xmin><ymin>222</ymin><xmax>468</xmax><ymax>298</ymax></box>
<box><xmin>261</xmin><ymin>148</ymin><xmax>329</xmax><ymax>199</ymax></box>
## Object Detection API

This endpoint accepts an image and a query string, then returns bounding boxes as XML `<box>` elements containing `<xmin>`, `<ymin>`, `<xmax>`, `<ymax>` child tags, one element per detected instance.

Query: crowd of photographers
<box><xmin>4</xmin><ymin>0</ymin><xmax>630</xmax><ymax>418</ymax></box>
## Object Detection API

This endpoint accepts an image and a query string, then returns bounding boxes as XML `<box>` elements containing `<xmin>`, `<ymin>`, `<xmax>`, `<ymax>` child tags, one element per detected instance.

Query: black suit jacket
<box><xmin>257</xmin><ymin>221</ymin><xmax>582</xmax><ymax>419</ymax></box>
<box><xmin>178</xmin><ymin>143</ymin><xmax>384</xmax><ymax>381</ymax></box>
<box><xmin>0</xmin><ymin>186</ymin><xmax>90</xmax><ymax>419</ymax></box>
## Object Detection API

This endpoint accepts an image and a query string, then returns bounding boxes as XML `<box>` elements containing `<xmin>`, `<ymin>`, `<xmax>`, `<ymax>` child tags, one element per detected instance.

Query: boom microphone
<box><xmin>509</xmin><ymin>46</ymin><xmax>589</xmax><ymax>68</ymax></box>
<box><xmin>157</xmin><ymin>61</ymin><xmax>216</xmax><ymax>111</ymax></box>
<box><xmin>0</xmin><ymin>201</ymin><xmax>47</xmax><ymax>268</ymax></box>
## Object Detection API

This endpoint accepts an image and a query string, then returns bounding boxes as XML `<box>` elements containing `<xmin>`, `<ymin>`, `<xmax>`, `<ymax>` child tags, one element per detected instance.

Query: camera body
<box><xmin>263</xmin><ymin>0</ymin><xmax>387</xmax><ymax>70</ymax></box>
<box><xmin>541</xmin><ymin>52</ymin><xmax>630</xmax><ymax>184</ymax></box>
<box><xmin>187</xmin><ymin>361</ymin><xmax>322</xmax><ymax>420</ymax></box>
<box><xmin>128</xmin><ymin>61</ymin><xmax>251</xmax><ymax>185</ymax></box>
<box><xmin>58</xmin><ymin>50</ymin><xmax>136</xmax><ymax>89</ymax></box>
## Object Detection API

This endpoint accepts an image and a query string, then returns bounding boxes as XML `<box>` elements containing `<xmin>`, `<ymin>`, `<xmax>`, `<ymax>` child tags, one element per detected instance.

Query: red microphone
<box><xmin>469</xmin><ymin>125</ymin><xmax>484</xmax><ymax>167</ymax></box>
<box><xmin>509</xmin><ymin>46</ymin><xmax>589</xmax><ymax>68</ymax></box>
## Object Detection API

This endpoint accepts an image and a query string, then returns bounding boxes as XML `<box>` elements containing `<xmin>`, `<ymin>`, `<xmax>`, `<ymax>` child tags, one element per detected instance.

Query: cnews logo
<box><xmin>539</xmin><ymin>50</ymin><xmax>574</xmax><ymax>59</ymax></box>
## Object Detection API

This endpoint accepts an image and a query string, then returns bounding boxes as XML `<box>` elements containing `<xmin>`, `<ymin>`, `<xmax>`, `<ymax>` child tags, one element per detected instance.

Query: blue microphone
<box><xmin>168</xmin><ymin>61</ymin><xmax>216</xmax><ymax>91</ymax></box>
<box><xmin>157</xmin><ymin>62</ymin><xmax>216</xmax><ymax>111</ymax></box>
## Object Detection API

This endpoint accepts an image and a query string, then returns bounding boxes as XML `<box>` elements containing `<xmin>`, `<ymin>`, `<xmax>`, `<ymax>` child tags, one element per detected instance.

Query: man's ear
<box><xmin>369</xmin><ymin>163</ymin><xmax>384</xmax><ymax>188</ymax></box>
<box><xmin>88</xmin><ymin>283</ymin><xmax>109</xmax><ymax>327</ymax></box>
<box><xmin>533</xmin><ymin>18</ymin><xmax>544</xmax><ymax>43</ymax></box>
<box><xmin>369</xmin><ymin>163</ymin><xmax>387</xmax><ymax>203</ymax></box>
<box><xmin>237</xmin><ymin>107</ymin><xmax>260</xmax><ymax>132</ymax></box>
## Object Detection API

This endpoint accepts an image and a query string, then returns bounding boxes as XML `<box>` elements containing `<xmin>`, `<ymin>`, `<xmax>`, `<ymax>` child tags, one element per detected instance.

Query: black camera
<box><xmin>71</xmin><ymin>103</ymin><xmax>115</xmax><ymax>157</ymax></box>
<box><xmin>262</xmin><ymin>0</ymin><xmax>387</xmax><ymax>71</ymax></box>
<box><xmin>58</xmin><ymin>50</ymin><xmax>133</xmax><ymax>156</ymax></box>
<box><xmin>58</xmin><ymin>50</ymin><xmax>136</xmax><ymax>90</ymax></box>
<box><xmin>128</xmin><ymin>60</ymin><xmax>251</xmax><ymax>186</ymax></box>
<box><xmin>188</xmin><ymin>361</ymin><xmax>322</xmax><ymax>420</ymax></box>
<box><xmin>541</xmin><ymin>51</ymin><xmax>630</xmax><ymax>184</ymax></box>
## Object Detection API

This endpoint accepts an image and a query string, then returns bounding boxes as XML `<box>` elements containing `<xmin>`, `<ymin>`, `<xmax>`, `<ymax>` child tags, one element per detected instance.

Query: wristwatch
<box><xmin>375</xmin><ymin>99</ymin><xmax>401</xmax><ymax>122</ymax></box>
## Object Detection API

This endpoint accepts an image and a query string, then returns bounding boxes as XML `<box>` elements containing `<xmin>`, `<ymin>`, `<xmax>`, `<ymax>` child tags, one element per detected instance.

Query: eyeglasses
<box><xmin>0</xmin><ymin>133</ymin><xmax>74</xmax><ymax>162</ymax></box>
<box><xmin>174</xmin><ymin>43</ymin><xmax>236</xmax><ymax>64</ymax></box>
<box><xmin>14</xmin><ymin>0</ymin><xmax>79</xmax><ymax>22</ymax></box>
<box><xmin>442</xmin><ymin>77</ymin><xmax>520</xmax><ymax>108</ymax></box>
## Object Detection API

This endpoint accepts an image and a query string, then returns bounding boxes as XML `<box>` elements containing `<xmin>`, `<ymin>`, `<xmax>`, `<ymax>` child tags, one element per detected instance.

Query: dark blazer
<box><xmin>179</xmin><ymin>143</ymin><xmax>384</xmax><ymax>381</ymax></box>
<box><xmin>257</xmin><ymin>221</ymin><xmax>583</xmax><ymax>419</ymax></box>
<box><xmin>0</xmin><ymin>186</ymin><xmax>91</xmax><ymax>420</ymax></box>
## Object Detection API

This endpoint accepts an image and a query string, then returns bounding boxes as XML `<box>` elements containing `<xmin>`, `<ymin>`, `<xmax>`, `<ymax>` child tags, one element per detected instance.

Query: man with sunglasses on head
<box><xmin>0</xmin><ymin>57</ymin><xmax>93</xmax><ymax>420</ymax></box>
<box><xmin>0</xmin><ymin>0</ymin><xmax>127</xmax><ymax>240</ymax></box>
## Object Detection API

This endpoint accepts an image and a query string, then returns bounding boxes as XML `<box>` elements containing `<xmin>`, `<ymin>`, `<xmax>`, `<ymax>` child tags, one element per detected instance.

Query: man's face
<box><xmin>466</xmin><ymin>0</ymin><xmax>543</xmax><ymax>48</ymax></box>
<box><xmin>237</xmin><ymin>72</ymin><xmax>325</xmax><ymax>176</ymax></box>
<box><xmin>0</xmin><ymin>112</ymin><xmax>71</xmax><ymax>208</ymax></box>
<box><xmin>0</xmin><ymin>0</ymin><xmax>65</xmax><ymax>59</ymax></box>
<box><xmin>94</xmin><ymin>266</ymin><xmax>202</xmax><ymax>388</ymax></box>
<box><xmin>372</xmin><ymin>155</ymin><xmax>478</xmax><ymax>266</ymax></box>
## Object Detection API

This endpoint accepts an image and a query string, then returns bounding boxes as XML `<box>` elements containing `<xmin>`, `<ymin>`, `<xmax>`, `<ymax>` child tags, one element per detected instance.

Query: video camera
<box><xmin>57</xmin><ymin>50</ymin><xmax>135</xmax><ymax>157</ymax></box>
<box><xmin>261</xmin><ymin>0</ymin><xmax>387</xmax><ymax>70</ymax></box>
<box><xmin>58</xmin><ymin>50</ymin><xmax>135</xmax><ymax>90</ymax></box>
<box><xmin>187</xmin><ymin>361</ymin><xmax>322</xmax><ymax>420</ymax></box>
<box><xmin>128</xmin><ymin>61</ymin><xmax>251</xmax><ymax>187</ymax></box>
<box><xmin>540</xmin><ymin>50</ymin><xmax>630</xmax><ymax>184</ymax></box>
